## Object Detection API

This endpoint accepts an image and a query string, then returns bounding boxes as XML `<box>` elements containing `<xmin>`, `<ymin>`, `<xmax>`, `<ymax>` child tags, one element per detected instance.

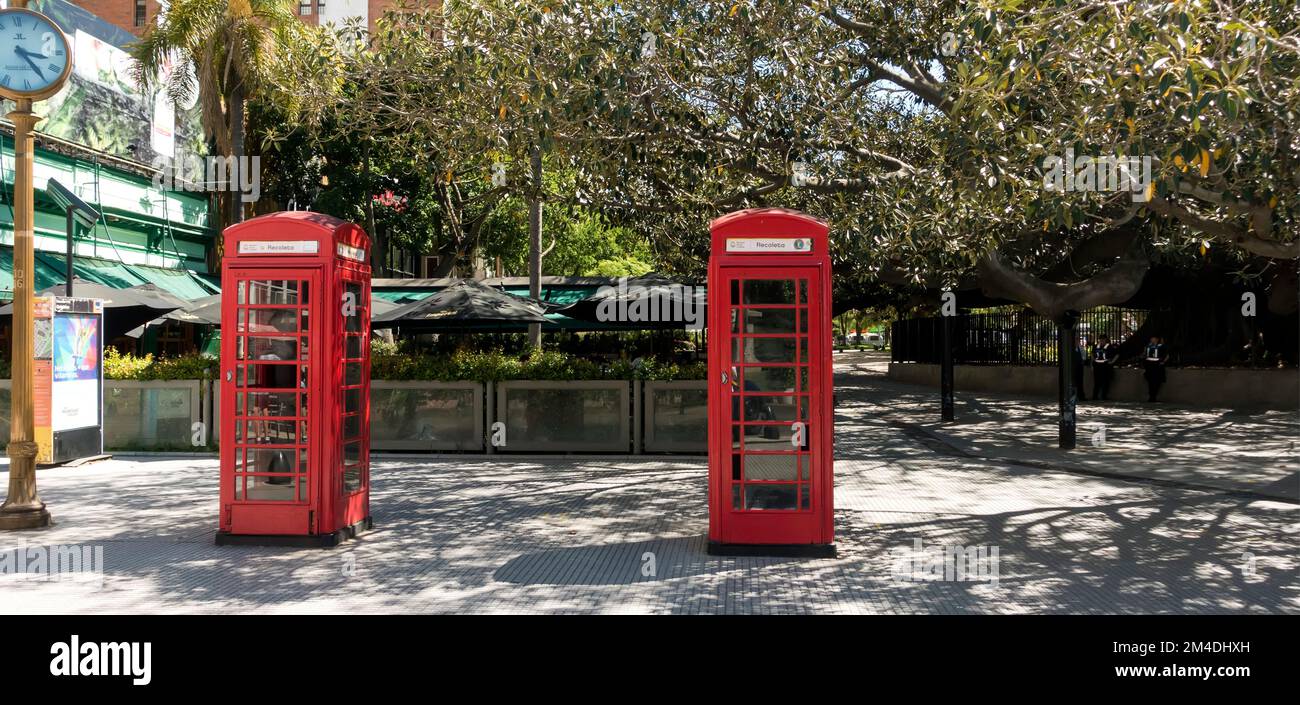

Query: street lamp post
<box><xmin>0</xmin><ymin>0</ymin><xmax>74</xmax><ymax>529</ymax></box>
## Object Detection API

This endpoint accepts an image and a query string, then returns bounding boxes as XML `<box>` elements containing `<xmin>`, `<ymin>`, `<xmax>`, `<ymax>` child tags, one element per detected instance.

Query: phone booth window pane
<box><xmin>237</xmin><ymin>280</ymin><xmax>247</xmax><ymax>304</ymax></box>
<box><xmin>236</xmin><ymin>336</ymin><xmax>247</xmax><ymax>360</ymax></box>
<box><xmin>798</xmin><ymin>366</ymin><xmax>810</xmax><ymax>392</ymax></box>
<box><xmin>248</xmin><ymin>309</ymin><xmax>298</xmax><ymax>332</ymax></box>
<box><xmin>742</xmin><ymin>280</ymin><xmax>797</xmax><ymax>304</ymax></box>
<box><xmin>799</xmin><ymin>485</ymin><xmax>810</xmax><ymax>510</ymax></box>
<box><xmin>734</xmin><ymin>337</ymin><xmax>797</xmax><ymax>363</ymax></box>
<box><xmin>299</xmin><ymin>365</ymin><xmax>310</xmax><ymax>388</ymax></box>
<box><xmin>744</xmin><ymin>454</ymin><xmax>798</xmax><ymax>481</ymax></box>
<box><xmin>344</xmin><ymin>465</ymin><xmax>361</xmax><ymax>493</ymax></box>
<box><xmin>743</xmin><ymin>367</ymin><xmax>796</xmax><ymax>392</ymax></box>
<box><xmin>744</xmin><ymin>485</ymin><xmax>797</xmax><ymax>510</ymax></box>
<box><xmin>247</xmin><ymin>392</ymin><xmax>297</xmax><ymax>416</ymax></box>
<box><xmin>297</xmin><ymin>475</ymin><xmax>310</xmax><ymax>502</ymax></box>
<box><xmin>344</xmin><ymin>283</ymin><xmax>362</xmax><ymax>331</ymax></box>
<box><xmin>299</xmin><ymin>309</ymin><xmax>310</xmax><ymax>331</ymax></box>
<box><xmin>251</xmin><ymin>337</ymin><xmax>297</xmax><ymax>361</ymax></box>
<box><xmin>234</xmin><ymin>475</ymin><xmax>244</xmax><ymax>500</ymax></box>
<box><xmin>743</xmin><ymin>309</ymin><xmax>797</xmax><ymax>334</ymax></box>
<box><xmin>345</xmin><ymin>335</ymin><xmax>362</xmax><ymax>359</ymax></box>
<box><xmin>344</xmin><ymin>441</ymin><xmax>361</xmax><ymax>465</ymax></box>
<box><xmin>343</xmin><ymin>414</ymin><xmax>360</xmax><ymax>439</ymax></box>
<box><xmin>249</xmin><ymin>280</ymin><xmax>299</xmax><ymax>305</ymax></box>
<box><xmin>344</xmin><ymin>388</ymin><xmax>360</xmax><ymax>414</ymax></box>
<box><xmin>245</xmin><ymin>476</ymin><xmax>294</xmax><ymax>501</ymax></box>
<box><xmin>299</xmin><ymin>336</ymin><xmax>310</xmax><ymax>360</ymax></box>
<box><xmin>344</xmin><ymin>362</ymin><xmax>362</xmax><ymax>386</ymax></box>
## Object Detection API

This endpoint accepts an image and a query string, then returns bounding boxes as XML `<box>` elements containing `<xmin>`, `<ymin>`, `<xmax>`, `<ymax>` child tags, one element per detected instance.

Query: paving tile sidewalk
<box><xmin>841</xmin><ymin>352</ymin><xmax>1300</xmax><ymax>502</ymax></box>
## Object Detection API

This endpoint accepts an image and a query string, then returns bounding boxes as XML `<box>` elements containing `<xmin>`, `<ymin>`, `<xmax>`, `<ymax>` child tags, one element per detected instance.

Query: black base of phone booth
<box><xmin>707</xmin><ymin>541</ymin><xmax>838</xmax><ymax>558</ymax></box>
<box><xmin>214</xmin><ymin>516</ymin><xmax>373</xmax><ymax>548</ymax></box>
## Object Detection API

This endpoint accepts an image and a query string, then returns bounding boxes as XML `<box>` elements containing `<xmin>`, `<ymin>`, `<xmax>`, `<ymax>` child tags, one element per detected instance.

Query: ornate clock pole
<box><xmin>1</xmin><ymin>0</ymin><xmax>73</xmax><ymax>530</ymax></box>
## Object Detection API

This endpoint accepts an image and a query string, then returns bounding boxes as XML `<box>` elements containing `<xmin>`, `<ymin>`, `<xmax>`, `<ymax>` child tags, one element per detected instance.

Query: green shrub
<box><xmin>103</xmin><ymin>348</ymin><xmax>219</xmax><ymax>381</ymax></box>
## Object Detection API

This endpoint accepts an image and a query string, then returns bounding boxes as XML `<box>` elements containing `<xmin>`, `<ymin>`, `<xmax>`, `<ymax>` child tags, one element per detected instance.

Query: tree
<box><xmin>130</xmin><ymin>0</ymin><xmax>309</xmax><ymax>232</ymax></box>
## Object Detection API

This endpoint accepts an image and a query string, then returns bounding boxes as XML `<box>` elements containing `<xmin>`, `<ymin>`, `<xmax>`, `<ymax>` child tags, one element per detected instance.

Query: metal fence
<box><xmin>892</xmin><ymin>307</ymin><xmax>1148</xmax><ymax>365</ymax></box>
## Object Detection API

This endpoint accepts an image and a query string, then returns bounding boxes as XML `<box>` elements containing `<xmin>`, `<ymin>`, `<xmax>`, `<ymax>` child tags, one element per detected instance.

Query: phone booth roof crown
<box><xmin>225</xmin><ymin>211</ymin><xmax>370</xmax><ymax>264</ymax></box>
<box><xmin>709</xmin><ymin>208</ymin><xmax>828</xmax><ymax>254</ymax></box>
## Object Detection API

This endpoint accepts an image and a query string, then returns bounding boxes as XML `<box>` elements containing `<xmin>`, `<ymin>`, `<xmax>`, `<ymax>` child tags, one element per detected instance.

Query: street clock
<box><xmin>0</xmin><ymin>6</ymin><xmax>73</xmax><ymax>101</ymax></box>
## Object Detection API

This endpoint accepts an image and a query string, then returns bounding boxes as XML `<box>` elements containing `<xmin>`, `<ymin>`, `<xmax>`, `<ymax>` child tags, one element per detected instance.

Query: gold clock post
<box><xmin>1</xmin><ymin>0</ymin><xmax>53</xmax><ymax>529</ymax></box>
<box><xmin>0</xmin><ymin>98</ymin><xmax>49</xmax><ymax>530</ymax></box>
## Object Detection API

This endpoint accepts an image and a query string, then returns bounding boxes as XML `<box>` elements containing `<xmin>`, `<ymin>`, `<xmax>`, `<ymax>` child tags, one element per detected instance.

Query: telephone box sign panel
<box><xmin>238</xmin><ymin>240</ymin><xmax>321</xmax><ymax>255</ymax></box>
<box><xmin>725</xmin><ymin>237</ymin><xmax>814</xmax><ymax>253</ymax></box>
<box><xmin>336</xmin><ymin>243</ymin><xmax>366</xmax><ymax>262</ymax></box>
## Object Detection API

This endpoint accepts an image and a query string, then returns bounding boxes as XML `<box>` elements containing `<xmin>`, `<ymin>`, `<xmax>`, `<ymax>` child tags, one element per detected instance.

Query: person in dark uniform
<box><xmin>1143</xmin><ymin>335</ymin><xmax>1168</xmax><ymax>402</ymax></box>
<box><xmin>1091</xmin><ymin>334</ymin><xmax>1119</xmax><ymax>400</ymax></box>
<box><xmin>1072</xmin><ymin>338</ymin><xmax>1087</xmax><ymax>401</ymax></box>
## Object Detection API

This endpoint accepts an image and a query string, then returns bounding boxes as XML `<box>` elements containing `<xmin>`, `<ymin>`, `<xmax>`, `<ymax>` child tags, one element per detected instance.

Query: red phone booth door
<box><xmin>718</xmin><ymin>267</ymin><xmax>826</xmax><ymax>544</ymax></box>
<box><xmin>221</xmin><ymin>270</ymin><xmax>319</xmax><ymax>535</ymax></box>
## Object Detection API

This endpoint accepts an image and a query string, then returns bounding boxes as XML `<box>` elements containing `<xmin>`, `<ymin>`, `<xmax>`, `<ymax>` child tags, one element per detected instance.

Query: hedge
<box><xmin>0</xmin><ymin>347</ymin><xmax>706</xmax><ymax>383</ymax></box>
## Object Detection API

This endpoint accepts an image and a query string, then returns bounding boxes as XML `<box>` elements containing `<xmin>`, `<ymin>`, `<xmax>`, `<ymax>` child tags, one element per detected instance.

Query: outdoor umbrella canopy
<box><xmin>372</xmin><ymin>279</ymin><xmax>549</xmax><ymax>330</ymax></box>
<box><xmin>557</xmin><ymin>272</ymin><xmax>706</xmax><ymax>329</ymax></box>
<box><xmin>0</xmin><ymin>277</ymin><xmax>182</xmax><ymax>340</ymax></box>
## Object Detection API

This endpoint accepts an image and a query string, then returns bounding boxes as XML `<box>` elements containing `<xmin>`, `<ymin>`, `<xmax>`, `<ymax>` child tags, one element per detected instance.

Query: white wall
<box><xmin>319</xmin><ymin>0</ymin><xmax>369</xmax><ymax>27</ymax></box>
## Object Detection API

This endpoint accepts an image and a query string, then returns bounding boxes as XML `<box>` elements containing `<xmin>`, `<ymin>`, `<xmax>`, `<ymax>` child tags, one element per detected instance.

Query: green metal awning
<box><xmin>0</xmin><ymin>246</ymin><xmax>72</xmax><ymax>300</ymax></box>
<box><xmin>1</xmin><ymin>246</ymin><xmax>216</xmax><ymax>302</ymax></box>
<box><xmin>36</xmin><ymin>251</ymin><xmax>146</xmax><ymax>289</ymax></box>
<box><xmin>128</xmin><ymin>264</ymin><xmax>218</xmax><ymax>299</ymax></box>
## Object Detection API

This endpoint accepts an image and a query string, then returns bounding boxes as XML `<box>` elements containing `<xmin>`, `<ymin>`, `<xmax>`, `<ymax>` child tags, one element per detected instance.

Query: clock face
<box><xmin>0</xmin><ymin>8</ymin><xmax>72</xmax><ymax>100</ymax></box>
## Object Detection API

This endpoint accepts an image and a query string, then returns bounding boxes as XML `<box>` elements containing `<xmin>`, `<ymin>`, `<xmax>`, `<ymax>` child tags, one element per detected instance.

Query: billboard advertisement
<box><xmin>50</xmin><ymin>313</ymin><xmax>101</xmax><ymax>432</ymax></box>
<box><xmin>1</xmin><ymin>0</ymin><xmax>205</xmax><ymax>166</ymax></box>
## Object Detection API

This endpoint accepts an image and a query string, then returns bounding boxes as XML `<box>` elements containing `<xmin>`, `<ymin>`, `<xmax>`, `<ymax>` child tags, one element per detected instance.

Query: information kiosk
<box><xmin>707</xmin><ymin>209</ymin><xmax>834</xmax><ymax>556</ymax></box>
<box><xmin>216</xmin><ymin>212</ymin><xmax>372</xmax><ymax>546</ymax></box>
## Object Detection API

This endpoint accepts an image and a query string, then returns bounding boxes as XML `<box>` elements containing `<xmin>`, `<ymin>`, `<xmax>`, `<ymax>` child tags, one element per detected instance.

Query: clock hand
<box><xmin>18</xmin><ymin>51</ymin><xmax>46</xmax><ymax>82</ymax></box>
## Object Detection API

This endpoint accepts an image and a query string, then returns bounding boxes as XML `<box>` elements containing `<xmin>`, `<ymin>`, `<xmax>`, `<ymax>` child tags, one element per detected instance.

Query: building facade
<box><xmin>67</xmin><ymin>0</ymin><xmax>407</xmax><ymax>36</ymax></box>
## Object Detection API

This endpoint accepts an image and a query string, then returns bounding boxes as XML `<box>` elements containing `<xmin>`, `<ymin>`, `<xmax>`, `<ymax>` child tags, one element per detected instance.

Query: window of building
<box><xmin>134</xmin><ymin>0</ymin><xmax>147</xmax><ymax>27</ymax></box>
<box><xmin>317</xmin><ymin>0</ymin><xmax>326</xmax><ymax>14</ymax></box>
<box><xmin>299</xmin><ymin>1</ymin><xmax>312</xmax><ymax>15</ymax></box>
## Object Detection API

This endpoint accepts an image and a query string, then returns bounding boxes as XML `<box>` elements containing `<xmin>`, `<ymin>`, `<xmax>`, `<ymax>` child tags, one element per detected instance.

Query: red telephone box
<box><xmin>215</xmin><ymin>212</ymin><xmax>372</xmax><ymax>547</ymax></box>
<box><xmin>707</xmin><ymin>209</ymin><xmax>834</xmax><ymax>556</ymax></box>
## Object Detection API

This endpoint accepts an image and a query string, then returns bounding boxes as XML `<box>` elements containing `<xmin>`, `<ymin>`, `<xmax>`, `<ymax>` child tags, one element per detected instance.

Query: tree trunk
<box><xmin>527</xmin><ymin>146</ymin><xmax>543</xmax><ymax>348</ymax></box>
<box><xmin>364</xmin><ymin>147</ymin><xmax>379</xmax><ymax>273</ymax></box>
<box><xmin>941</xmin><ymin>314</ymin><xmax>955</xmax><ymax>421</ymax></box>
<box><xmin>227</xmin><ymin>89</ymin><xmax>246</xmax><ymax>226</ymax></box>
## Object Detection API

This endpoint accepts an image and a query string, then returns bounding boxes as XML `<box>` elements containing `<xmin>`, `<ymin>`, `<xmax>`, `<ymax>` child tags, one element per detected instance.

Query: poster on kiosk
<box><xmin>216</xmin><ymin>212</ymin><xmax>373</xmax><ymax>547</ymax></box>
<box><xmin>707</xmin><ymin>209</ymin><xmax>835</xmax><ymax>557</ymax></box>
<box><xmin>33</xmin><ymin>296</ymin><xmax>106</xmax><ymax>465</ymax></box>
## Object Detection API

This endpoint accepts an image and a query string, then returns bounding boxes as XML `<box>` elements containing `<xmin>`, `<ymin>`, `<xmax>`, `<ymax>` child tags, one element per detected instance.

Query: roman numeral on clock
<box><xmin>49</xmin><ymin>64</ymin><xmax>59</xmax><ymax>72</ymax></box>
<box><xmin>0</xmin><ymin>75</ymin><xmax>9</xmax><ymax>87</ymax></box>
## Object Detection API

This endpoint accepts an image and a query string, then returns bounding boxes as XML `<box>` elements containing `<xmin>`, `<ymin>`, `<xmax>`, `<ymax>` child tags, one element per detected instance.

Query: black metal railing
<box><xmin>891</xmin><ymin>307</ymin><xmax>1149</xmax><ymax>365</ymax></box>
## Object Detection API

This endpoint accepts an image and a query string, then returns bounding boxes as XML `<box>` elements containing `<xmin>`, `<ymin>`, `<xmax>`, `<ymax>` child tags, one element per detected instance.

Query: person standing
<box><xmin>1143</xmin><ymin>335</ymin><xmax>1168</xmax><ymax>402</ymax></box>
<box><xmin>1072</xmin><ymin>338</ymin><xmax>1087</xmax><ymax>401</ymax></box>
<box><xmin>1092</xmin><ymin>334</ymin><xmax>1120</xmax><ymax>400</ymax></box>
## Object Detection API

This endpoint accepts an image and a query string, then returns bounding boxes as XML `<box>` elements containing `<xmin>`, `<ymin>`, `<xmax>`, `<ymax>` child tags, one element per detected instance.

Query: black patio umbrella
<box><xmin>0</xmin><ymin>278</ymin><xmax>183</xmax><ymax>340</ymax></box>
<box><xmin>372</xmin><ymin>279</ymin><xmax>549</xmax><ymax>330</ymax></box>
<box><xmin>557</xmin><ymin>272</ymin><xmax>706</xmax><ymax>329</ymax></box>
